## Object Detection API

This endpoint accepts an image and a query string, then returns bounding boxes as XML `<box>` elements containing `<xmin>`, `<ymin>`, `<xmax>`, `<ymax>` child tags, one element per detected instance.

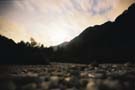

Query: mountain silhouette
<box><xmin>0</xmin><ymin>35</ymin><xmax>52</xmax><ymax>64</ymax></box>
<box><xmin>57</xmin><ymin>3</ymin><xmax>135</xmax><ymax>63</ymax></box>
<box><xmin>1</xmin><ymin>4</ymin><xmax>135</xmax><ymax>64</ymax></box>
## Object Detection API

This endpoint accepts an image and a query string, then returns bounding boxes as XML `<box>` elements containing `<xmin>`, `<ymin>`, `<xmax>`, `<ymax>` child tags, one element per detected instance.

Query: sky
<box><xmin>0</xmin><ymin>0</ymin><xmax>135</xmax><ymax>46</ymax></box>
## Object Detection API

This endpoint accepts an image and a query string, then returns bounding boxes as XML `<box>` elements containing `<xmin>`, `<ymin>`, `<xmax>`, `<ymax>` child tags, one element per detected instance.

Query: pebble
<box><xmin>86</xmin><ymin>79</ymin><xmax>98</xmax><ymax>90</ymax></box>
<box><xmin>22</xmin><ymin>83</ymin><xmax>37</xmax><ymax>90</ymax></box>
<box><xmin>0</xmin><ymin>64</ymin><xmax>135</xmax><ymax>90</ymax></box>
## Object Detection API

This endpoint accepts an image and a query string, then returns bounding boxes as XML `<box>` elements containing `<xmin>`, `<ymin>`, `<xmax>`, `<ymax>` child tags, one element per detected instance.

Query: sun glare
<box><xmin>49</xmin><ymin>30</ymin><xmax>70</xmax><ymax>46</ymax></box>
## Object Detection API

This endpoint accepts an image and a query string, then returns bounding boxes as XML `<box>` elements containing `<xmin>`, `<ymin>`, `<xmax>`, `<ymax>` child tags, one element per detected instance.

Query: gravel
<box><xmin>0</xmin><ymin>63</ymin><xmax>135</xmax><ymax>90</ymax></box>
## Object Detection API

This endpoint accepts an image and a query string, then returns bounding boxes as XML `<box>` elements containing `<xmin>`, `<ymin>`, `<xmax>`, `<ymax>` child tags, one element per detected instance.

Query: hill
<box><xmin>54</xmin><ymin>3</ymin><xmax>135</xmax><ymax>63</ymax></box>
<box><xmin>0</xmin><ymin>35</ymin><xmax>52</xmax><ymax>64</ymax></box>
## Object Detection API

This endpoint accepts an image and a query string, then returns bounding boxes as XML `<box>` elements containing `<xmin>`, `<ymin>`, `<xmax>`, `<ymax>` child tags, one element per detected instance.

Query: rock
<box><xmin>112</xmin><ymin>64</ymin><xmax>118</xmax><ymax>68</ymax></box>
<box><xmin>124</xmin><ymin>63</ymin><xmax>132</xmax><ymax>67</ymax></box>
<box><xmin>50</xmin><ymin>76</ymin><xmax>59</xmax><ymax>82</ymax></box>
<box><xmin>80</xmin><ymin>72</ymin><xmax>88</xmax><ymax>78</ymax></box>
<box><xmin>0</xmin><ymin>64</ymin><xmax>135</xmax><ymax>90</ymax></box>
<box><xmin>86</xmin><ymin>79</ymin><xmax>98</xmax><ymax>90</ymax></box>
<box><xmin>80</xmin><ymin>79</ymin><xmax>88</xmax><ymax>88</ymax></box>
<box><xmin>94</xmin><ymin>73</ymin><xmax>105</xmax><ymax>79</ymax></box>
<box><xmin>65</xmin><ymin>77</ymin><xmax>71</xmax><ymax>82</ymax></box>
<box><xmin>66</xmin><ymin>87</ymin><xmax>78</xmax><ymax>90</ymax></box>
<box><xmin>102</xmin><ymin>79</ymin><xmax>122</xmax><ymax>90</ymax></box>
<box><xmin>49</xmin><ymin>76</ymin><xmax>59</xmax><ymax>89</ymax></box>
<box><xmin>40</xmin><ymin>81</ymin><xmax>50</xmax><ymax>90</ymax></box>
<box><xmin>65</xmin><ymin>76</ymin><xmax>80</xmax><ymax>88</ymax></box>
<box><xmin>27</xmin><ymin>72</ymin><xmax>38</xmax><ymax>77</ymax></box>
<box><xmin>88</xmin><ymin>73</ymin><xmax>95</xmax><ymax>78</ymax></box>
<box><xmin>70</xmin><ymin>70</ymin><xmax>80</xmax><ymax>77</ymax></box>
<box><xmin>22</xmin><ymin>83</ymin><xmax>37</xmax><ymax>90</ymax></box>
<box><xmin>0</xmin><ymin>80</ymin><xmax>16</xmax><ymax>90</ymax></box>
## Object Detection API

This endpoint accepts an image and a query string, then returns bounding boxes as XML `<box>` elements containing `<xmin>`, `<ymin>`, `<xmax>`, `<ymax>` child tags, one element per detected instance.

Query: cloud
<box><xmin>90</xmin><ymin>0</ymin><xmax>113</xmax><ymax>15</ymax></box>
<box><xmin>0</xmin><ymin>17</ymin><xmax>29</xmax><ymax>42</ymax></box>
<box><xmin>0</xmin><ymin>0</ymin><xmax>14</xmax><ymax>15</ymax></box>
<box><xmin>0</xmin><ymin>0</ymin><xmax>135</xmax><ymax>46</ymax></box>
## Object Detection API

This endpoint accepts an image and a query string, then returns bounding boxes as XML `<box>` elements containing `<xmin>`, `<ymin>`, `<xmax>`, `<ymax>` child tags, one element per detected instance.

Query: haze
<box><xmin>0</xmin><ymin>0</ymin><xmax>134</xmax><ymax>46</ymax></box>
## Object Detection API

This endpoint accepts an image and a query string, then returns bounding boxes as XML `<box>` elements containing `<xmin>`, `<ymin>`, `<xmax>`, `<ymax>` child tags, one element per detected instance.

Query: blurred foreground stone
<box><xmin>0</xmin><ymin>63</ymin><xmax>135</xmax><ymax>90</ymax></box>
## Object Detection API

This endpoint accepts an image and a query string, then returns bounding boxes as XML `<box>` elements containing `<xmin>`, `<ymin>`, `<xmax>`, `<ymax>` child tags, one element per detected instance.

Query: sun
<box><xmin>49</xmin><ymin>29</ymin><xmax>70</xmax><ymax>46</ymax></box>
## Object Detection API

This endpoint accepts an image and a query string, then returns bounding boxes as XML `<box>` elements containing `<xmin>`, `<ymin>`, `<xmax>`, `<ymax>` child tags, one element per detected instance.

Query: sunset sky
<box><xmin>0</xmin><ymin>0</ymin><xmax>135</xmax><ymax>46</ymax></box>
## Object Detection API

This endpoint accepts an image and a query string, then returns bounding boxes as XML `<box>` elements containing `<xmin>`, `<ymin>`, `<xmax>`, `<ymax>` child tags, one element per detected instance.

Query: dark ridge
<box><xmin>52</xmin><ymin>3</ymin><xmax>135</xmax><ymax>63</ymax></box>
<box><xmin>0</xmin><ymin>35</ymin><xmax>53</xmax><ymax>64</ymax></box>
<box><xmin>1</xmin><ymin>3</ymin><xmax>135</xmax><ymax>64</ymax></box>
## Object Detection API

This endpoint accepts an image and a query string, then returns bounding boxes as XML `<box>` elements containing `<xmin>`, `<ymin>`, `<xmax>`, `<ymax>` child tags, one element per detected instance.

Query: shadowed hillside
<box><xmin>1</xmin><ymin>4</ymin><xmax>135</xmax><ymax>64</ymax></box>
<box><xmin>53</xmin><ymin>3</ymin><xmax>135</xmax><ymax>63</ymax></box>
<box><xmin>0</xmin><ymin>35</ymin><xmax>53</xmax><ymax>64</ymax></box>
